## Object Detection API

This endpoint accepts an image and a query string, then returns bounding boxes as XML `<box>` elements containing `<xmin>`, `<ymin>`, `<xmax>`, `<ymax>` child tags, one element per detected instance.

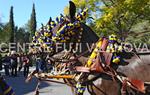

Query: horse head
<box><xmin>30</xmin><ymin>1</ymin><xmax>98</xmax><ymax>55</ymax></box>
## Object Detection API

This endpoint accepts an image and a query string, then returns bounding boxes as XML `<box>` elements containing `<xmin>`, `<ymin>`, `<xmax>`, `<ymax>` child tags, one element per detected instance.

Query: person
<box><xmin>46</xmin><ymin>55</ymin><xmax>53</xmax><ymax>72</ymax></box>
<box><xmin>0</xmin><ymin>54</ymin><xmax>2</xmax><ymax>71</ymax></box>
<box><xmin>2</xmin><ymin>55</ymin><xmax>11</xmax><ymax>76</ymax></box>
<box><xmin>35</xmin><ymin>56</ymin><xmax>43</xmax><ymax>72</ymax></box>
<box><xmin>10</xmin><ymin>52</ymin><xmax>18</xmax><ymax>77</ymax></box>
<box><xmin>41</xmin><ymin>55</ymin><xmax>48</xmax><ymax>73</ymax></box>
<box><xmin>23</xmin><ymin>55</ymin><xmax>30</xmax><ymax>77</ymax></box>
<box><xmin>18</xmin><ymin>53</ymin><xmax>24</xmax><ymax>72</ymax></box>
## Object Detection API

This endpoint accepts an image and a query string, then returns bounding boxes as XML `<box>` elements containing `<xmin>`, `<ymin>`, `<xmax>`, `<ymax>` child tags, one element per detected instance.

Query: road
<box><xmin>0</xmin><ymin>68</ymin><xmax>90</xmax><ymax>95</ymax></box>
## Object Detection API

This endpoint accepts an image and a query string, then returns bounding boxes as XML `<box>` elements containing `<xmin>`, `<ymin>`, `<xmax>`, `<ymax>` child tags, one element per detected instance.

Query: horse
<box><xmin>55</xmin><ymin>39</ymin><xmax>150</xmax><ymax>95</ymax></box>
<box><xmin>27</xmin><ymin>1</ymin><xmax>99</xmax><ymax>95</ymax></box>
<box><xmin>28</xmin><ymin>1</ymin><xmax>150</xmax><ymax>95</ymax></box>
<box><xmin>30</xmin><ymin>1</ymin><xmax>98</xmax><ymax>55</ymax></box>
<box><xmin>86</xmin><ymin>52</ymin><xmax>150</xmax><ymax>95</ymax></box>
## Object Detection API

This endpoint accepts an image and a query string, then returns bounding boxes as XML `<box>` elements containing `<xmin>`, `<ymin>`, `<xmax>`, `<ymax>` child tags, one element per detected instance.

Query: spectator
<box><xmin>2</xmin><ymin>55</ymin><xmax>11</xmax><ymax>76</ymax></box>
<box><xmin>18</xmin><ymin>53</ymin><xmax>24</xmax><ymax>72</ymax></box>
<box><xmin>0</xmin><ymin>54</ymin><xmax>2</xmax><ymax>70</ymax></box>
<box><xmin>23</xmin><ymin>55</ymin><xmax>30</xmax><ymax>77</ymax></box>
<box><xmin>10</xmin><ymin>51</ymin><xmax>18</xmax><ymax>77</ymax></box>
<box><xmin>35</xmin><ymin>56</ymin><xmax>43</xmax><ymax>72</ymax></box>
<box><xmin>46</xmin><ymin>55</ymin><xmax>53</xmax><ymax>72</ymax></box>
<box><xmin>41</xmin><ymin>55</ymin><xmax>47</xmax><ymax>73</ymax></box>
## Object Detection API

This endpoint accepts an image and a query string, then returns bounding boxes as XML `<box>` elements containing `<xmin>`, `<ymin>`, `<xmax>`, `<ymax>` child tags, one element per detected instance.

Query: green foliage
<box><xmin>9</xmin><ymin>6</ymin><xmax>15</xmax><ymax>43</ymax></box>
<box><xmin>29</xmin><ymin>3</ymin><xmax>37</xmax><ymax>40</ymax></box>
<box><xmin>0</xmin><ymin>5</ymin><xmax>32</xmax><ymax>44</ymax></box>
<box><xmin>126</xmin><ymin>20</ymin><xmax>150</xmax><ymax>44</ymax></box>
<box><xmin>0</xmin><ymin>23</ymin><xmax>3</xmax><ymax>32</ymax></box>
<box><xmin>65</xmin><ymin>0</ymin><xmax>150</xmax><ymax>43</ymax></box>
<box><xmin>16</xmin><ymin>27</ymin><xmax>30</xmax><ymax>43</ymax></box>
<box><xmin>0</xmin><ymin>23</ymin><xmax>11</xmax><ymax>43</ymax></box>
<box><xmin>96</xmin><ymin>0</ymin><xmax>150</xmax><ymax>40</ymax></box>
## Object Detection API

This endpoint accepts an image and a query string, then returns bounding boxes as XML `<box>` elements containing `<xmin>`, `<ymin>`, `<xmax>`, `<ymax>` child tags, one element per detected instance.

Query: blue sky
<box><xmin>0</xmin><ymin>0</ymin><xmax>70</xmax><ymax>28</ymax></box>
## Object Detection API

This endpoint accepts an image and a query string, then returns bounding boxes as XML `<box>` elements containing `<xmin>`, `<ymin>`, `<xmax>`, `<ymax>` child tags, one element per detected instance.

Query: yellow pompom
<box><xmin>51</xmin><ymin>26</ymin><xmax>54</xmax><ymax>29</ymax></box>
<box><xmin>38</xmin><ymin>38</ymin><xmax>43</xmax><ymax>43</ymax></box>
<box><xmin>109</xmin><ymin>37</ymin><xmax>114</xmax><ymax>41</ymax></box>
<box><xmin>113</xmin><ymin>38</ymin><xmax>117</xmax><ymax>41</ymax></box>
<box><xmin>111</xmin><ymin>48</ymin><xmax>115</xmax><ymax>52</ymax></box>
<box><xmin>112</xmin><ymin>57</ymin><xmax>120</xmax><ymax>64</ymax></box>
<box><xmin>84</xmin><ymin>8</ymin><xmax>88</xmax><ymax>12</ymax></box>
<box><xmin>60</xmin><ymin>40</ymin><xmax>63</xmax><ymax>42</ymax></box>
<box><xmin>106</xmin><ymin>49</ymin><xmax>110</xmax><ymax>52</ymax></box>
<box><xmin>109</xmin><ymin>34</ymin><xmax>117</xmax><ymax>41</ymax></box>
<box><xmin>118</xmin><ymin>46</ymin><xmax>123</xmax><ymax>52</ymax></box>
<box><xmin>43</xmin><ymin>43</ymin><xmax>47</xmax><ymax>48</ymax></box>
<box><xmin>44</xmin><ymin>32</ymin><xmax>49</xmax><ymax>37</ymax></box>
<box><xmin>35</xmin><ymin>32</ymin><xmax>38</xmax><ymax>36</ymax></box>
<box><xmin>51</xmin><ymin>22</ymin><xmax>54</xmax><ymax>24</ymax></box>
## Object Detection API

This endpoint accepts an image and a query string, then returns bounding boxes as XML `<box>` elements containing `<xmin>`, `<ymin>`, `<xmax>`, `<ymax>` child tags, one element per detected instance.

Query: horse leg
<box><xmin>87</xmin><ymin>84</ymin><xmax>96</xmax><ymax>95</ymax></box>
<box><xmin>91</xmin><ymin>82</ymin><xmax>108</xmax><ymax>95</ymax></box>
<box><xmin>70</xmin><ymin>86</ymin><xmax>76</xmax><ymax>95</ymax></box>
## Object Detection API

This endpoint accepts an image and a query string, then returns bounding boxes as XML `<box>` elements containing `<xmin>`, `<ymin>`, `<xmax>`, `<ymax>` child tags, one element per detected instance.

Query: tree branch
<box><xmin>101</xmin><ymin>0</ymin><xmax>110</xmax><ymax>7</ymax></box>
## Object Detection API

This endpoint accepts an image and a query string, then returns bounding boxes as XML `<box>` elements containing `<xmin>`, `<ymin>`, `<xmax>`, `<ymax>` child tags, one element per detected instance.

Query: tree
<box><xmin>29</xmin><ymin>3</ymin><xmax>37</xmax><ymax>41</ymax></box>
<box><xmin>0</xmin><ymin>23</ymin><xmax>11</xmax><ymax>43</ymax></box>
<box><xmin>0</xmin><ymin>23</ymin><xmax>3</xmax><ymax>32</ymax></box>
<box><xmin>16</xmin><ymin>27</ymin><xmax>30</xmax><ymax>43</ymax></box>
<box><xmin>66</xmin><ymin>0</ymin><xmax>150</xmax><ymax>42</ymax></box>
<box><xmin>95</xmin><ymin>0</ymin><xmax>150</xmax><ymax>41</ymax></box>
<box><xmin>0</xmin><ymin>17</ymin><xmax>3</xmax><ymax>32</ymax></box>
<box><xmin>9</xmin><ymin>6</ymin><xmax>15</xmax><ymax>43</ymax></box>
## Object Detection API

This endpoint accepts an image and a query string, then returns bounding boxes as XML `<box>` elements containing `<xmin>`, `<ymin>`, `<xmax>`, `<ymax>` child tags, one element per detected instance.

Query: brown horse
<box><xmin>90</xmin><ymin>52</ymin><xmax>150</xmax><ymax>95</ymax></box>
<box><xmin>27</xmin><ymin>1</ymin><xmax>99</xmax><ymax>95</ymax></box>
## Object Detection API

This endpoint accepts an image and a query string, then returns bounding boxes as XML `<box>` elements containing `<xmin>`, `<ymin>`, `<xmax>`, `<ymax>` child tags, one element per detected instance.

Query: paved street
<box><xmin>0</xmin><ymin>67</ymin><xmax>89</xmax><ymax>95</ymax></box>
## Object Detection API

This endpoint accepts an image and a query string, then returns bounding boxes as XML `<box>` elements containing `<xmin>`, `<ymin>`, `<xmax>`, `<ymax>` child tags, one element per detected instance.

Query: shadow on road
<box><xmin>4</xmin><ymin>73</ymin><xmax>50</xmax><ymax>95</ymax></box>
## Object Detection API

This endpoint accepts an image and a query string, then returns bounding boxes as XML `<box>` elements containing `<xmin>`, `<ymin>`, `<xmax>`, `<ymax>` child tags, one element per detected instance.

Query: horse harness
<box><xmin>74</xmin><ymin>38</ymin><xmax>146</xmax><ymax>95</ymax></box>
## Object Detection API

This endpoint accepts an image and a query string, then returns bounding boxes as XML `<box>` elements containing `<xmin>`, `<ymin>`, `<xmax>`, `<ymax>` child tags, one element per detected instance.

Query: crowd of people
<box><xmin>0</xmin><ymin>51</ymin><xmax>53</xmax><ymax>77</ymax></box>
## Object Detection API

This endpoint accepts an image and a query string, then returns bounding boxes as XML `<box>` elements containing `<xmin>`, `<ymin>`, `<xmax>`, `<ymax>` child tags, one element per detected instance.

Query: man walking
<box><xmin>0</xmin><ymin>54</ymin><xmax>2</xmax><ymax>71</ymax></box>
<box><xmin>3</xmin><ymin>55</ymin><xmax>10</xmax><ymax>76</ymax></box>
<box><xmin>23</xmin><ymin>55</ymin><xmax>30</xmax><ymax>77</ymax></box>
<box><xmin>10</xmin><ymin>52</ymin><xmax>18</xmax><ymax>77</ymax></box>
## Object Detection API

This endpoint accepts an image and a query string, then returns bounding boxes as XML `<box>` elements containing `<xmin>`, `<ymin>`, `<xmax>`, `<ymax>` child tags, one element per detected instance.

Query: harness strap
<box><xmin>41</xmin><ymin>79</ymin><xmax>74</xmax><ymax>87</ymax></box>
<box><xmin>121</xmin><ymin>79</ymin><xmax>127</xmax><ymax>95</ymax></box>
<box><xmin>50</xmin><ymin>49</ymin><xmax>89</xmax><ymax>63</ymax></box>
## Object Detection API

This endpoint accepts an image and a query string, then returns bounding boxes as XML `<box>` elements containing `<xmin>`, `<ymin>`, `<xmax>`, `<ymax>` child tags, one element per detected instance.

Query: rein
<box><xmin>49</xmin><ymin>49</ymin><xmax>90</xmax><ymax>63</ymax></box>
<box><xmin>40</xmin><ymin>78</ymin><xmax>75</xmax><ymax>87</ymax></box>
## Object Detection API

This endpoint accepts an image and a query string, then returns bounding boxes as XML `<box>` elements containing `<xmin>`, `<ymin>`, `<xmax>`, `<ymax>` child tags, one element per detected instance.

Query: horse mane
<box><xmin>81</xmin><ymin>23</ymin><xmax>99</xmax><ymax>43</ymax></box>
